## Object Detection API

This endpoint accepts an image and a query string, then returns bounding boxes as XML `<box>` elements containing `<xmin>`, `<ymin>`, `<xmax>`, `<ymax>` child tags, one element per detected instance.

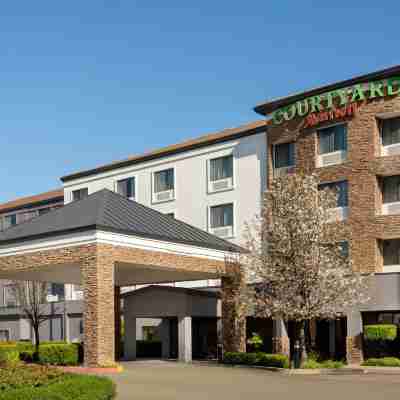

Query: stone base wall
<box><xmin>346</xmin><ymin>335</ymin><xmax>364</xmax><ymax>365</ymax></box>
<box><xmin>272</xmin><ymin>336</ymin><xmax>290</xmax><ymax>357</ymax></box>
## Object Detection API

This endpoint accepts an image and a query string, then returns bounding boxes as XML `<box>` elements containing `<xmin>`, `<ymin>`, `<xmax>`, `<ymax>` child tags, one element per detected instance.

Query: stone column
<box><xmin>178</xmin><ymin>316</ymin><xmax>192</xmax><ymax>362</ymax></box>
<box><xmin>160</xmin><ymin>318</ymin><xmax>170</xmax><ymax>359</ymax></box>
<box><xmin>114</xmin><ymin>286</ymin><xmax>121</xmax><ymax>360</ymax></box>
<box><xmin>346</xmin><ymin>310</ymin><xmax>364</xmax><ymax>365</ymax></box>
<box><xmin>272</xmin><ymin>319</ymin><xmax>290</xmax><ymax>357</ymax></box>
<box><xmin>124</xmin><ymin>317</ymin><xmax>137</xmax><ymax>360</ymax></box>
<box><xmin>81</xmin><ymin>252</ymin><xmax>115</xmax><ymax>367</ymax></box>
<box><xmin>221</xmin><ymin>275</ymin><xmax>246</xmax><ymax>354</ymax></box>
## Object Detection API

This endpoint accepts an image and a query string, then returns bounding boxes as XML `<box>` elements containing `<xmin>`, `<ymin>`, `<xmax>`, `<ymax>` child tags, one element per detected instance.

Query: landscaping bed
<box><xmin>362</xmin><ymin>357</ymin><xmax>400</xmax><ymax>367</ymax></box>
<box><xmin>223</xmin><ymin>352</ymin><xmax>289</xmax><ymax>368</ymax></box>
<box><xmin>0</xmin><ymin>364</ymin><xmax>116</xmax><ymax>400</ymax></box>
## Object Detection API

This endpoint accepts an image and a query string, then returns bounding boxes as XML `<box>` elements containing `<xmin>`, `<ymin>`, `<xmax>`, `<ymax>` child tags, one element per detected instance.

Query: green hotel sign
<box><xmin>271</xmin><ymin>77</ymin><xmax>400</xmax><ymax>126</ymax></box>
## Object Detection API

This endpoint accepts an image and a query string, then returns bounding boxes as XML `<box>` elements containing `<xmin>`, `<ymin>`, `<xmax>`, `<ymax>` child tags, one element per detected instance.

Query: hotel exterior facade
<box><xmin>1</xmin><ymin>65</ymin><xmax>400</xmax><ymax>364</ymax></box>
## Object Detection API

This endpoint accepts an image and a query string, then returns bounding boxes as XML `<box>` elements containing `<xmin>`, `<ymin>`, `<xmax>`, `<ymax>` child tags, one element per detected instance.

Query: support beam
<box><xmin>114</xmin><ymin>286</ymin><xmax>121</xmax><ymax>360</ymax></box>
<box><xmin>272</xmin><ymin>319</ymin><xmax>290</xmax><ymax>357</ymax></box>
<box><xmin>124</xmin><ymin>317</ymin><xmax>136</xmax><ymax>360</ymax></box>
<box><xmin>346</xmin><ymin>310</ymin><xmax>364</xmax><ymax>365</ymax></box>
<box><xmin>160</xmin><ymin>319</ymin><xmax>170</xmax><ymax>359</ymax></box>
<box><xmin>178</xmin><ymin>316</ymin><xmax>192</xmax><ymax>362</ymax></box>
<box><xmin>329</xmin><ymin>320</ymin><xmax>336</xmax><ymax>359</ymax></box>
<box><xmin>82</xmin><ymin>254</ymin><xmax>115</xmax><ymax>367</ymax></box>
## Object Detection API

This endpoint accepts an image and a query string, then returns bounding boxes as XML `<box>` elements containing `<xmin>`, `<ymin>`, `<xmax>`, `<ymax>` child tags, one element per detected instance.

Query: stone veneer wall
<box><xmin>0</xmin><ymin>241</ymin><xmax>233</xmax><ymax>366</ymax></box>
<box><xmin>266</xmin><ymin>93</ymin><xmax>400</xmax><ymax>362</ymax></box>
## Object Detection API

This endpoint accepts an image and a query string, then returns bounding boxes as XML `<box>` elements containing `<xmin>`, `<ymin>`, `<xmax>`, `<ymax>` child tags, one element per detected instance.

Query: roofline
<box><xmin>61</xmin><ymin>121</ymin><xmax>266</xmax><ymax>182</ymax></box>
<box><xmin>0</xmin><ymin>223</ymin><xmax>243</xmax><ymax>253</ymax></box>
<box><xmin>121</xmin><ymin>284</ymin><xmax>220</xmax><ymax>299</ymax></box>
<box><xmin>254</xmin><ymin>64</ymin><xmax>400</xmax><ymax>116</ymax></box>
<box><xmin>0</xmin><ymin>190</ymin><xmax>64</xmax><ymax>215</ymax></box>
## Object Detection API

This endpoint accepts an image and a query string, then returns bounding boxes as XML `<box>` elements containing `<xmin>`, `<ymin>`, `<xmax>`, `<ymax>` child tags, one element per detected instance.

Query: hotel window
<box><xmin>382</xmin><ymin>176</ymin><xmax>400</xmax><ymax>204</ymax></box>
<box><xmin>208</xmin><ymin>155</ymin><xmax>233</xmax><ymax>192</ymax></box>
<box><xmin>274</xmin><ymin>142</ymin><xmax>295</xmax><ymax>169</ymax></box>
<box><xmin>209</xmin><ymin>203</ymin><xmax>234</xmax><ymax>238</ymax></box>
<box><xmin>72</xmin><ymin>188</ymin><xmax>88</xmax><ymax>202</ymax></box>
<box><xmin>383</xmin><ymin>239</ymin><xmax>400</xmax><ymax>267</ymax></box>
<box><xmin>38</xmin><ymin>207</ymin><xmax>51</xmax><ymax>216</ymax></box>
<box><xmin>47</xmin><ymin>283</ymin><xmax>65</xmax><ymax>302</ymax></box>
<box><xmin>153</xmin><ymin>168</ymin><xmax>175</xmax><ymax>202</ymax></box>
<box><xmin>339</xmin><ymin>241</ymin><xmax>349</xmax><ymax>259</ymax></box>
<box><xmin>117</xmin><ymin>177</ymin><xmax>135</xmax><ymax>201</ymax></box>
<box><xmin>3</xmin><ymin>284</ymin><xmax>17</xmax><ymax>307</ymax></box>
<box><xmin>318</xmin><ymin>181</ymin><xmax>348</xmax><ymax>208</ymax></box>
<box><xmin>317</xmin><ymin>124</ymin><xmax>347</xmax><ymax>167</ymax></box>
<box><xmin>0</xmin><ymin>330</ymin><xmax>10</xmax><ymax>342</ymax></box>
<box><xmin>381</xmin><ymin>117</ymin><xmax>400</xmax><ymax>146</ymax></box>
<box><xmin>19</xmin><ymin>210</ymin><xmax>37</xmax><ymax>223</ymax></box>
<box><xmin>2</xmin><ymin>214</ymin><xmax>17</xmax><ymax>231</ymax></box>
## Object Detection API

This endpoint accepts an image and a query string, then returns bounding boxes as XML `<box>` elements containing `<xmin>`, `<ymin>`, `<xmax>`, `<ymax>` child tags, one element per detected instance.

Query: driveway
<box><xmin>111</xmin><ymin>360</ymin><xmax>400</xmax><ymax>400</ymax></box>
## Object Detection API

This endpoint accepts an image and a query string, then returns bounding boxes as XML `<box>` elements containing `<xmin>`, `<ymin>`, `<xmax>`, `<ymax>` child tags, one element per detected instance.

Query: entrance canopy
<box><xmin>0</xmin><ymin>189</ymin><xmax>241</xmax><ymax>366</ymax></box>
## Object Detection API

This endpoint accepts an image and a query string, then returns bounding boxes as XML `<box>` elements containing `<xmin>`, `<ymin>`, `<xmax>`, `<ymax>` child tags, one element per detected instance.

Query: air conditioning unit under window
<box><xmin>382</xmin><ymin>202</ymin><xmax>400</xmax><ymax>215</ymax></box>
<box><xmin>154</xmin><ymin>190</ymin><xmax>174</xmax><ymax>202</ymax></box>
<box><xmin>318</xmin><ymin>150</ymin><xmax>347</xmax><ymax>168</ymax></box>
<box><xmin>274</xmin><ymin>166</ymin><xmax>294</xmax><ymax>178</ymax></box>
<box><xmin>209</xmin><ymin>177</ymin><xmax>233</xmax><ymax>193</ymax></box>
<box><xmin>382</xmin><ymin>143</ymin><xmax>400</xmax><ymax>157</ymax></box>
<box><xmin>46</xmin><ymin>294</ymin><xmax>58</xmax><ymax>303</ymax></box>
<box><xmin>210</xmin><ymin>226</ymin><xmax>233</xmax><ymax>238</ymax></box>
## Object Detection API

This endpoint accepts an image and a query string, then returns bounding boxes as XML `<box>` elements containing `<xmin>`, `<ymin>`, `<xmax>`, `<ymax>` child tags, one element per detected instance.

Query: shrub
<box><xmin>38</xmin><ymin>343</ymin><xmax>79</xmax><ymax>366</ymax></box>
<box><xmin>362</xmin><ymin>357</ymin><xmax>400</xmax><ymax>367</ymax></box>
<box><xmin>302</xmin><ymin>359</ymin><xmax>320</xmax><ymax>369</ymax></box>
<box><xmin>302</xmin><ymin>359</ymin><xmax>345</xmax><ymax>369</ymax></box>
<box><xmin>0</xmin><ymin>369</ymin><xmax>115</xmax><ymax>400</ymax></box>
<box><xmin>364</xmin><ymin>325</ymin><xmax>397</xmax><ymax>341</ymax></box>
<box><xmin>17</xmin><ymin>341</ymin><xmax>35</xmax><ymax>362</ymax></box>
<box><xmin>0</xmin><ymin>345</ymin><xmax>19</xmax><ymax>367</ymax></box>
<box><xmin>223</xmin><ymin>352</ymin><xmax>289</xmax><ymax>368</ymax></box>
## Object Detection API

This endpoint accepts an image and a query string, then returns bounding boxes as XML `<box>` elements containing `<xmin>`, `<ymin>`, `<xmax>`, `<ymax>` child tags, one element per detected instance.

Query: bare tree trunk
<box><xmin>33</xmin><ymin>324</ymin><xmax>40</xmax><ymax>361</ymax></box>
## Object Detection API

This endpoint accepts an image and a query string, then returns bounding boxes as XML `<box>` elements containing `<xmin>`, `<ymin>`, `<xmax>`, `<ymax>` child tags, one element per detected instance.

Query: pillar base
<box><xmin>272</xmin><ymin>336</ymin><xmax>290</xmax><ymax>357</ymax></box>
<box><xmin>346</xmin><ymin>335</ymin><xmax>363</xmax><ymax>365</ymax></box>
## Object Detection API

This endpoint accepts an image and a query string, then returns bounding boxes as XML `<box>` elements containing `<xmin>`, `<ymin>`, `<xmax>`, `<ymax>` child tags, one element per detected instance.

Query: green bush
<box><xmin>223</xmin><ymin>352</ymin><xmax>289</xmax><ymax>368</ymax></box>
<box><xmin>302</xmin><ymin>359</ymin><xmax>345</xmax><ymax>369</ymax></box>
<box><xmin>364</xmin><ymin>325</ymin><xmax>397</xmax><ymax>341</ymax></box>
<box><xmin>38</xmin><ymin>343</ymin><xmax>79</xmax><ymax>366</ymax></box>
<box><xmin>362</xmin><ymin>357</ymin><xmax>400</xmax><ymax>367</ymax></box>
<box><xmin>0</xmin><ymin>345</ymin><xmax>19</xmax><ymax>367</ymax></box>
<box><xmin>0</xmin><ymin>369</ymin><xmax>115</xmax><ymax>400</ymax></box>
<box><xmin>302</xmin><ymin>359</ymin><xmax>320</xmax><ymax>369</ymax></box>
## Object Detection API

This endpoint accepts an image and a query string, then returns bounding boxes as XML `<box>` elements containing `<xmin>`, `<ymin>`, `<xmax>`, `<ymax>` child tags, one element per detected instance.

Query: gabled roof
<box><xmin>0</xmin><ymin>189</ymin><xmax>242</xmax><ymax>253</ymax></box>
<box><xmin>61</xmin><ymin>120</ymin><xmax>266</xmax><ymax>182</ymax></box>
<box><xmin>0</xmin><ymin>189</ymin><xmax>64</xmax><ymax>215</ymax></box>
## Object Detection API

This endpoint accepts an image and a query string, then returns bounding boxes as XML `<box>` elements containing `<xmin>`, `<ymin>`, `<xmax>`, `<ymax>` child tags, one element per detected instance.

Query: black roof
<box><xmin>0</xmin><ymin>189</ymin><xmax>242</xmax><ymax>253</ymax></box>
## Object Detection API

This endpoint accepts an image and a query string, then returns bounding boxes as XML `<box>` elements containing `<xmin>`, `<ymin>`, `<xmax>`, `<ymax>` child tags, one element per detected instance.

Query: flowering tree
<box><xmin>242</xmin><ymin>173</ymin><xmax>370</xmax><ymax>361</ymax></box>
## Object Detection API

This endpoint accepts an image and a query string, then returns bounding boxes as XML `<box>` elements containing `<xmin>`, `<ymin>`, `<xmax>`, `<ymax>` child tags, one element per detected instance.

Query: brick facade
<box><xmin>266</xmin><ymin>90</ymin><xmax>400</xmax><ymax>363</ymax></box>
<box><xmin>0</xmin><ymin>241</ymin><xmax>233</xmax><ymax>366</ymax></box>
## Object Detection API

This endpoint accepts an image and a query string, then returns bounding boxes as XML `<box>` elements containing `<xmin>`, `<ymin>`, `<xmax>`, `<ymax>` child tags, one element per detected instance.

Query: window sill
<box><xmin>317</xmin><ymin>150</ymin><xmax>347</xmax><ymax>168</ymax></box>
<box><xmin>382</xmin><ymin>201</ymin><xmax>400</xmax><ymax>216</ymax></box>
<box><xmin>383</xmin><ymin>265</ymin><xmax>400</xmax><ymax>273</ymax></box>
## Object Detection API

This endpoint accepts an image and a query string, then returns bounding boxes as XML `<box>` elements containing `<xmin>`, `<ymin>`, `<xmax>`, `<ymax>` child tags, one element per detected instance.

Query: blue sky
<box><xmin>1</xmin><ymin>1</ymin><xmax>399</xmax><ymax>202</ymax></box>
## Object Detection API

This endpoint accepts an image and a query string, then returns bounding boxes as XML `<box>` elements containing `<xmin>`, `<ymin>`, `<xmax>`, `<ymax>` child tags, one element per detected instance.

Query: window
<box><xmin>339</xmin><ymin>241</ymin><xmax>349</xmax><ymax>258</ymax></box>
<box><xmin>274</xmin><ymin>142</ymin><xmax>295</xmax><ymax>169</ymax></box>
<box><xmin>318</xmin><ymin>124</ymin><xmax>347</xmax><ymax>154</ymax></box>
<box><xmin>72</xmin><ymin>188</ymin><xmax>88</xmax><ymax>202</ymax></box>
<box><xmin>38</xmin><ymin>207</ymin><xmax>51</xmax><ymax>216</ymax></box>
<box><xmin>381</xmin><ymin>117</ymin><xmax>400</xmax><ymax>146</ymax></box>
<box><xmin>318</xmin><ymin>181</ymin><xmax>348</xmax><ymax>208</ymax></box>
<box><xmin>79</xmin><ymin>320</ymin><xmax>84</xmax><ymax>335</ymax></box>
<box><xmin>19</xmin><ymin>210</ymin><xmax>37</xmax><ymax>223</ymax></box>
<box><xmin>210</xmin><ymin>155</ymin><xmax>233</xmax><ymax>182</ymax></box>
<box><xmin>2</xmin><ymin>214</ymin><xmax>17</xmax><ymax>231</ymax></box>
<box><xmin>382</xmin><ymin>176</ymin><xmax>400</xmax><ymax>203</ymax></box>
<box><xmin>165</xmin><ymin>213</ymin><xmax>175</xmax><ymax>218</ymax></box>
<box><xmin>210</xmin><ymin>204</ymin><xmax>233</xmax><ymax>228</ymax></box>
<box><xmin>153</xmin><ymin>168</ymin><xmax>175</xmax><ymax>202</ymax></box>
<box><xmin>3</xmin><ymin>285</ymin><xmax>17</xmax><ymax>307</ymax></box>
<box><xmin>117</xmin><ymin>177</ymin><xmax>135</xmax><ymax>200</ymax></box>
<box><xmin>383</xmin><ymin>239</ymin><xmax>400</xmax><ymax>266</ymax></box>
<box><xmin>48</xmin><ymin>283</ymin><xmax>65</xmax><ymax>301</ymax></box>
<box><xmin>0</xmin><ymin>330</ymin><xmax>9</xmax><ymax>342</ymax></box>
<box><xmin>142</xmin><ymin>326</ymin><xmax>159</xmax><ymax>341</ymax></box>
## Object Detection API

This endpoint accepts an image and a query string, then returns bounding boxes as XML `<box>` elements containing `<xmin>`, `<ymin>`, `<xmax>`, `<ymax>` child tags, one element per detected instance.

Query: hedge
<box><xmin>38</xmin><ymin>343</ymin><xmax>79</xmax><ymax>366</ymax></box>
<box><xmin>1</xmin><ymin>373</ymin><xmax>116</xmax><ymax>400</ymax></box>
<box><xmin>362</xmin><ymin>357</ymin><xmax>400</xmax><ymax>367</ymax></box>
<box><xmin>0</xmin><ymin>345</ymin><xmax>19</xmax><ymax>366</ymax></box>
<box><xmin>223</xmin><ymin>352</ymin><xmax>289</xmax><ymax>368</ymax></box>
<box><xmin>364</xmin><ymin>325</ymin><xmax>397</xmax><ymax>341</ymax></box>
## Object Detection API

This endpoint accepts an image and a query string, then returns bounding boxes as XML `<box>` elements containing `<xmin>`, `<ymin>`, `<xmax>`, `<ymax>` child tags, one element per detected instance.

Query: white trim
<box><xmin>383</xmin><ymin>265</ymin><xmax>400</xmax><ymax>273</ymax></box>
<box><xmin>0</xmin><ymin>229</ymin><xmax>233</xmax><ymax>261</ymax></box>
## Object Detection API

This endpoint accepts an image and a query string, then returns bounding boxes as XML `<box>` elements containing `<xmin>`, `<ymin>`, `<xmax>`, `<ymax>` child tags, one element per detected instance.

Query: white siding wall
<box><xmin>63</xmin><ymin>132</ymin><xmax>267</xmax><ymax>289</ymax></box>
